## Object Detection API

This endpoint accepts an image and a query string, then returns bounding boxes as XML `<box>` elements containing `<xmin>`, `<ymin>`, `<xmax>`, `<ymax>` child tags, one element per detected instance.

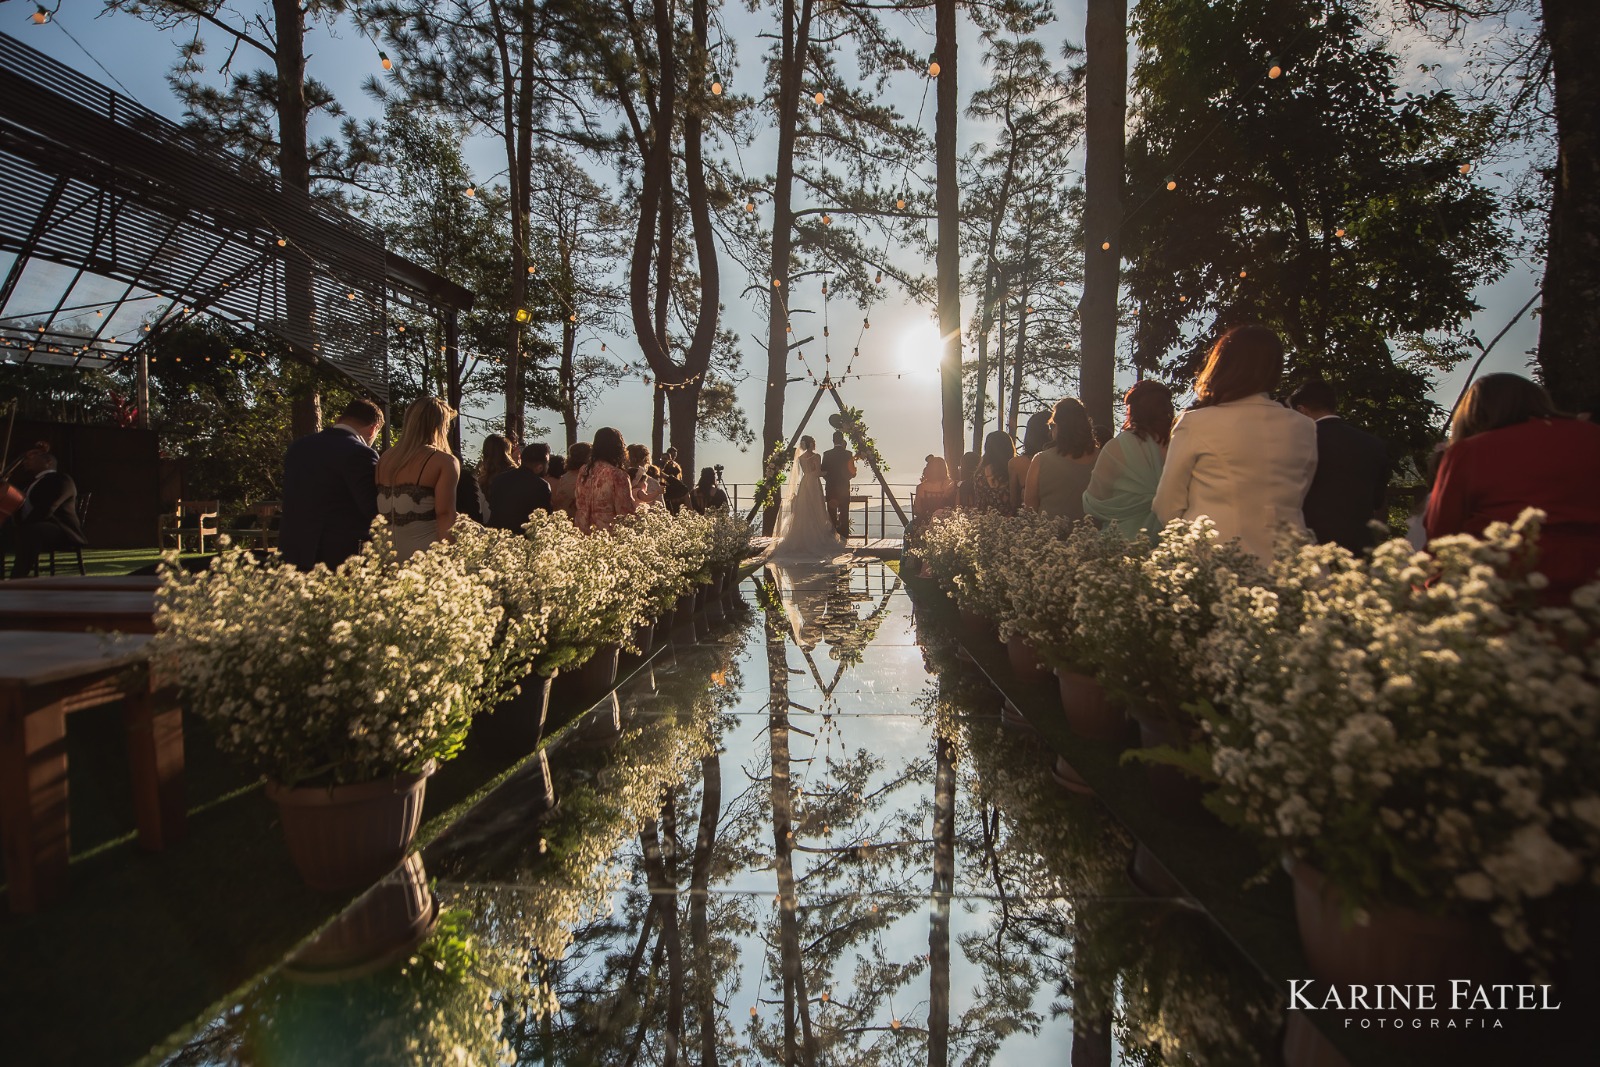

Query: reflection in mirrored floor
<box><xmin>162</xmin><ymin>560</ymin><xmax>1287</xmax><ymax>1066</ymax></box>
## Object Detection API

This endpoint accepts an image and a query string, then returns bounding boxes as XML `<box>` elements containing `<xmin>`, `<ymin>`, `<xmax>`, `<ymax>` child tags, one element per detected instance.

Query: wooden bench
<box><xmin>0</xmin><ymin>632</ymin><xmax>184</xmax><ymax>911</ymax></box>
<box><xmin>0</xmin><ymin>589</ymin><xmax>158</xmax><ymax>634</ymax></box>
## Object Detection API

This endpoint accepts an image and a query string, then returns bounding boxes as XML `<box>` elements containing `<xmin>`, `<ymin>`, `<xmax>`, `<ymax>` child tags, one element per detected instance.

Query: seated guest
<box><xmin>660</xmin><ymin>446</ymin><xmax>684</xmax><ymax>484</ymax></box>
<box><xmin>2</xmin><ymin>443</ymin><xmax>87</xmax><ymax>579</ymax></box>
<box><xmin>972</xmin><ymin>431</ymin><xmax>1018</xmax><ymax>515</ymax></box>
<box><xmin>663</xmin><ymin>473</ymin><xmax>692</xmax><ymax>514</ymax></box>
<box><xmin>1291</xmin><ymin>379</ymin><xmax>1390</xmax><ymax>553</ymax></box>
<box><xmin>547</xmin><ymin>454</ymin><xmax>566</xmax><ymax>486</ymax></box>
<box><xmin>576</xmin><ymin>428</ymin><xmax>639</xmax><ymax>533</ymax></box>
<box><xmin>957</xmin><ymin>450</ymin><xmax>980</xmax><ymax>509</ymax></box>
<box><xmin>473</xmin><ymin>435</ymin><xmax>517</xmax><ymax>525</ymax></box>
<box><xmin>691</xmin><ymin>467</ymin><xmax>729</xmax><ymax>513</ymax></box>
<box><xmin>1426</xmin><ymin>373</ymin><xmax>1600</xmax><ymax>603</ymax></box>
<box><xmin>488</xmin><ymin>437</ymin><xmax>552</xmax><ymax>533</ymax></box>
<box><xmin>1012</xmin><ymin>412</ymin><xmax>1051</xmax><ymax>504</ymax></box>
<box><xmin>626</xmin><ymin>444</ymin><xmax>665</xmax><ymax>506</ymax></box>
<box><xmin>913</xmin><ymin>455</ymin><xmax>957</xmax><ymax>520</ymax></box>
<box><xmin>375</xmin><ymin>397</ymin><xmax>459</xmax><ymax>561</ymax></box>
<box><xmin>1084</xmin><ymin>381</ymin><xmax>1173</xmax><ymax>540</ymax></box>
<box><xmin>1153</xmin><ymin>324</ymin><xmax>1317</xmax><ymax>561</ymax></box>
<box><xmin>1025</xmin><ymin>397</ymin><xmax>1099</xmax><ymax>521</ymax></box>
<box><xmin>551</xmin><ymin>442</ymin><xmax>589</xmax><ymax>519</ymax></box>
<box><xmin>279</xmin><ymin>398</ymin><xmax>383</xmax><ymax>570</ymax></box>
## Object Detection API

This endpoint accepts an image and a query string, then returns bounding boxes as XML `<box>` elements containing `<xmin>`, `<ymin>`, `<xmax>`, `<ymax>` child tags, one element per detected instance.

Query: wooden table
<box><xmin>4</xmin><ymin>576</ymin><xmax>162</xmax><ymax>592</ymax></box>
<box><xmin>0</xmin><ymin>632</ymin><xmax>184</xmax><ymax>911</ymax></box>
<box><xmin>0</xmin><ymin>590</ymin><xmax>158</xmax><ymax>634</ymax></box>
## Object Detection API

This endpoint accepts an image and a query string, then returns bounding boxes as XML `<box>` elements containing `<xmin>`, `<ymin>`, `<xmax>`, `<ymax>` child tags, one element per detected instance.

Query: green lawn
<box><xmin>47</xmin><ymin>546</ymin><xmax>210</xmax><ymax>577</ymax></box>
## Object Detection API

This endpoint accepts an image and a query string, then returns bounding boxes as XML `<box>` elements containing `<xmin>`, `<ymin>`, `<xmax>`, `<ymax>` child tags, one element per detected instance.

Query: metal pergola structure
<box><xmin>0</xmin><ymin>30</ymin><xmax>473</xmax><ymax>403</ymax></box>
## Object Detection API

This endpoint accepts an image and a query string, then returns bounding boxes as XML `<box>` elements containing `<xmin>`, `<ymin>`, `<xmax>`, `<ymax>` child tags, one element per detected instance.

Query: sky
<box><xmin>5</xmin><ymin>0</ymin><xmax>1545</xmax><ymax>490</ymax></box>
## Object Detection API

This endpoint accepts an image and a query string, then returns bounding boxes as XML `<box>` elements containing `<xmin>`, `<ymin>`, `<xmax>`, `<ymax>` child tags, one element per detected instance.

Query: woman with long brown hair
<box><xmin>1023</xmin><ymin>397</ymin><xmax>1099</xmax><ymax>519</ymax></box>
<box><xmin>971</xmin><ymin>430</ymin><xmax>1019</xmax><ymax>515</ymax></box>
<box><xmin>1152</xmin><ymin>324</ymin><xmax>1317</xmax><ymax>559</ymax></box>
<box><xmin>575</xmin><ymin>427</ymin><xmax>638</xmax><ymax>533</ymax></box>
<box><xmin>375</xmin><ymin>397</ymin><xmax>460</xmax><ymax>560</ymax></box>
<box><xmin>1082</xmin><ymin>380</ymin><xmax>1174</xmax><ymax>539</ymax></box>
<box><xmin>1426</xmin><ymin>373</ymin><xmax>1600</xmax><ymax>602</ymax></box>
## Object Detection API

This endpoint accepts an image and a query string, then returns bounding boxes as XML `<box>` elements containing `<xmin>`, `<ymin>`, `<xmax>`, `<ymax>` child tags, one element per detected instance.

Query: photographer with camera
<box><xmin>691</xmin><ymin>465</ymin><xmax>729</xmax><ymax>514</ymax></box>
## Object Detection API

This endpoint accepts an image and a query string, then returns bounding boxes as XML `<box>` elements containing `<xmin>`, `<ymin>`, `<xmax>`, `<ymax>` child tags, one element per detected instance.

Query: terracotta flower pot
<box><xmin>1290</xmin><ymin>860</ymin><xmax>1508</xmax><ymax>992</ymax></box>
<box><xmin>266</xmin><ymin>761</ymin><xmax>436</xmax><ymax>892</ymax></box>
<box><xmin>1056</xmin><ymin>669</ymin><xmax>1127</xmax><ymax>744</ymax></box>
<box><xmin>283</xmin><ymin>852</ymin><xmax>438</xmax><ymax>982</ymax></box>
<box><xmin>672</xmin><ymin>592</ymin><xmax>697</xmax><ymax>635</ymax></box>
<box><xmin>478</xmin><ymin>674</ymin><xmax>554</xmax><ymax>752</ymax></box>
<box><xmin>958</xmin><ymin>607</ymin><xmax>996</xmax><ymax>640</ymax></box>
<box><xmin>630</xmin><ymin>620</ymin><xmax>656</xmax><ymax>657</ymax></box>
<box><xmin>1005</xmin><ymin>635</ymin><xmax>1051</xmax><ymax>682</ymax></box>
<box><xmin>551</xmin><ymin>644</ymin><xmax>620</xmax><ymax>710</ymax></box>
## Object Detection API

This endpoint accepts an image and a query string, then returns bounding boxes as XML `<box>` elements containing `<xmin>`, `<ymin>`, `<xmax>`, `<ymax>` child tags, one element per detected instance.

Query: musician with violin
<box><xmin>1</xmin><ymin>442</ymin><xmax>86</xmax><ymax>579</ymax></box>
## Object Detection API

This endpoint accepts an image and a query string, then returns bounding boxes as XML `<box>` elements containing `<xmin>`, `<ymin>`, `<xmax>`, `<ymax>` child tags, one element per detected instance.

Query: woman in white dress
<box><xmin>770</xmin><ymin>436</ymin><xmax>847</xmax><ymax>560</ymax></box>
<box><xmin>375</xmin><ymin>397</ymin><xmax>460</xmax><ymax>561</ymax></box>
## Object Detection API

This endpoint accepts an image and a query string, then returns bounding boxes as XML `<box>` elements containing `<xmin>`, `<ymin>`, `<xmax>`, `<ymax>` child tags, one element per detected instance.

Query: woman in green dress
<box><xmin>1082</xmin><ymin>380</ymin><xmax>1174</xmax><ymax>540</ymax></box>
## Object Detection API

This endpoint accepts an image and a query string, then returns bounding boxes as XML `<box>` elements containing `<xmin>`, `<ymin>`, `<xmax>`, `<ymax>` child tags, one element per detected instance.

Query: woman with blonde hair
<box><xmin>375</xmin><ymin>397</ymin><xmax>460</xmax><ymax>560</ymax></box>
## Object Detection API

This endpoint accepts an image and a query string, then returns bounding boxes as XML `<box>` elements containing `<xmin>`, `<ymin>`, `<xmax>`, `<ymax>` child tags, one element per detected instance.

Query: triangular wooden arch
<box><xmin>748</xmin><ymin>381</ymin><xmax>909</xmax><ymax>533</ymax></box>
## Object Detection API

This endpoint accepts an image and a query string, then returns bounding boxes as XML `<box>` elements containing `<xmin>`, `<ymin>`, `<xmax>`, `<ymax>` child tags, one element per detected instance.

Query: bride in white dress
<box><xmin>770</xmin><ymin>436</ymin><xmax>848</xmax><ymax>561</ymax></box>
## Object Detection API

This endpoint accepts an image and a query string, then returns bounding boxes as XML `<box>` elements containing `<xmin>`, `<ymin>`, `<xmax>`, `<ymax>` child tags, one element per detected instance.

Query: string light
<box><xmin>1238</xmin><ymin>269</ymin><xmax>1247</xmax><ymax>278</ymax></box>
<box><xmin>527</xmin><ymin>265</ymin><xmax>537</xmax><ymax>274</ymax></box>
<box><xmin>874</xmin><ymin>270</ymin><xmax>882</xmax><ymax>284</ymax></box>
<box><xmin>928</xmin><ymin>58</ymin><xmax>940</xmax><ymax>77</ymax></box>
<box><xmin>1165</xmin><ymin>177</ymin><xmax>1177</xmax><ymax>191</ymax></box>
<box><xmin>746</xmin><ymin>198</ymin><xmax>756</xmax><ymax>212</ymax></box>
<box><xmin>464</xmin><ymin>186</ymin><xmax>476</xmax><ymax>198</ymax></box>
<box><xmin>1179</xmin><ymin>294</ymin><xmax>1188</xmax><ymax>303</ymax></box>
<box><xmin>276</xmin><ymin>237</ymin><xmax>287</xmax><ymax>247</ymax></box>
<box><xmin>380</xmin><ymin>51</ymin><xmax>393</xmax><ymax>71</ymax></box>
<box><xmin>32</xmin><ymin>6</ymin><xmax>48</xmax><ymax>25</ymax></box>
<box><xmin>1101</xmin><ymin>241</ymin><xmax>1111</xmax><ymax>251</ymax></box>
<box><xmin>711</xmin><ymin>79</ymin><xmax>723</xmax><ymax>95</ymax></box>
<box><xmin>896</xmin><ymin>195</ymin><xmax>906</xmax><ymax>210</ymax></box>
<box><xmin>821</xmin><ymin>213</ymin><xmax>831</xmax><ymax>224</ymax></box>
<box><xmin>891</xmin><ymin>1019</ymin><xmax>902</xmax><ymax>1030</ymax></box>
<box><xmin>814</xmin><ymin>91</ymin><xmax>825</xmax><ymax>105</ymax></box>
<box><xmin>1268</xmin><ymin>58</ymin><xmax>1282</xmax><ymax>79</ymax></box>
<box><xmin>1459</xmin><ymin>163</ymin><xmax>1472</xmax><ymax>175</ymax></box>
<box><xmin>514</xmin><ymin>308</ymin><xmax>532</xmax><ymax>323</ymax></box>
<box><xmin>773</xmin><ymin>278</ymin><xmax>782</xmax><ymax>288</ymax></box>
<box><xmin>1335</xmin><ymin>227</ymin><xmax>1346</xmax><ymax>237</ymax></box>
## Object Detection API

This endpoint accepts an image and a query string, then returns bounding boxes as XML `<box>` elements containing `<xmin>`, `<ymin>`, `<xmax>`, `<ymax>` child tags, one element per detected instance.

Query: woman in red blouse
<box><xmin>1425</xmin><ymin>374</ymin><xmax>1600</xmax><ymax>602</ymax></box>
<box><xmin>575</xmin><ymin>427</ymin><xmax>640</xmax><ymax>533</ymax></box>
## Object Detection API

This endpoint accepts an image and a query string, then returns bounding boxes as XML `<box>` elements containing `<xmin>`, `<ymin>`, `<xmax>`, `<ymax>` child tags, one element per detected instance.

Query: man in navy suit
<box><xmin>1291</xmin><ymin>380</ymin><xmax>1390</xmax><ymax>553</ymax></box>
<box><xmin>279</xmin><ymin>398</ymin><xmax>384</xmax><ymax>570</ymax></box>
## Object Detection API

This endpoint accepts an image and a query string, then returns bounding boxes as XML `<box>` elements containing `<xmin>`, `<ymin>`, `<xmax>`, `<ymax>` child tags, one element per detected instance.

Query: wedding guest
<box><xmin>488</xmin><ymin>437</ymin><xmax>552</xmax><ymax>533</ymax></box>
<box><xmin>957</xmin><ymin>450</ymin><xmax>980</xmax><ymax>509</ymax></box>
<box><xmin>2</xmin><ymin>443</ymin><xmax>87</xmax><ymax>579</ymax></box>
<box><xmin>551</xmin><ymin>441</ymin><xmax>589</xmax><ymax>519</ymax></box>
<box><xmin>972</xmin><ymin>430</ymin><xmax>1018</xmax><ymax>515</ymax></box>
<box><xmin>1012</xmin><ymin>411</ymin><xmax>1051</xmax><ymax>504</ymax></box>
<box><xmin>576</xmin><ymin>427</ymin><xmax>638</xmax><ymax>533</ymax></box>
<box><xmin>1291</xmin><ymin>379</ymin><xmax>1390</xmax><ymax>553</ymax></box>
<box><xmin>474</xmin><ymin>435</ymin><xmax>517</xmax><ymax>525</ymax></box>
<box><xmin>375</xmin><ymin>397</ymin><xmax>460</xmax><ymax>561</ymax></box>
<box><xmin>1153</xmin><ymin>324</ymin><xmax>1317</xmax><ymax>560</ymax></box>
<box><xmin>1024</xmin><ymin>397</ymin><xmax>1099</xmax><ymax>521</ymax></box>
<box><xmin>1091</xmin><ymin>421</ymin><xmax>1115</xmax><ymax>449</ymax></box>
<box><xmin>911</xmin><ymin>455</ymin><xmax>957</xmax><ymax>540</ymax></box>
<box><xmin>626</xmin><ymin>444</ymin><xmax>665</xmax><ymax>506</ymax></box>
<box><xmin>691</xmin><ymin>467</ymin><xmax>729</xmax><ymax>513</ymax></box>
<box><xmin>279</xmin><ymin>397</ymin><xmax>383</xmax><ymax>570</ymax></box>
<box><xmin>1084</xmin><ymin>381</ymin><xmax>1173</xmax><ymax>539</ymax></box>
<box><xmin>663</xmin><ymin>472</ymin><xmax>692</xmax><ymax>514</ymax></box>
<box><xmin>547</xmin><ymin>454</ymin><xmax>566</xmax><ymax>485</ymax></box>
<box><xmin>660</xmin><ymin>446</ymin><xmax>684</xmax><ymax>483</ymax></box>
<box><xmin>1426</xmin><ymin>373</ymin><xmax>1600</xmax><ymax>602</ymax></box>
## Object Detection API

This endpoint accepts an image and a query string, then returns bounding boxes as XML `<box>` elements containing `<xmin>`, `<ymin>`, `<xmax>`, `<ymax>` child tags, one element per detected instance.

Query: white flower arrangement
<box><xmin>1201</xmin><ymin>511</ymin><xmax>1600</xmax><ymax>963</ymax></box>
<box><xmin>1000</xmin><ymin>516</ymin><xmax>1129</xmax><ymax>671</ymax></box>
<box><xmin>1071</xmin><ymin>518</ymin><xmax>1268</xmax><ymax>724</ymax></box>
<box><xmin>153</xmin><ymin>524</ymin><xmax>503</xmax><ymax>786</ymax></box>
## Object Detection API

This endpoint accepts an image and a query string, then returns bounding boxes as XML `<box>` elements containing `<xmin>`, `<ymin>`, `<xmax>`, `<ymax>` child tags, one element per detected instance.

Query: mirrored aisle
<box><xmin>160</xmin><ymin>559</ymin><xmax>1286</xmax><ymax>1067</ymax></box>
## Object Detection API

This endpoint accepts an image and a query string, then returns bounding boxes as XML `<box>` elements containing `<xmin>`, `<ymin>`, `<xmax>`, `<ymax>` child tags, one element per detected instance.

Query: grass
<box><xmin>31</xmin><ymin>546</ymin><xmax>209</xmax><ymax>577</ymax></box>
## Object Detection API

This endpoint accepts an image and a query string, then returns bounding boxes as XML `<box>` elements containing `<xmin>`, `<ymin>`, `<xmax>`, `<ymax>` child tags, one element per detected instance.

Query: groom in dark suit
<box><xmin>1292</xmin><ymin>380</ymin><xmax>1390</xmax><ymax>553</ymax></box>
<box><xmin>279</xmin><ymin>398</ymin><xmax>384</xmax><ymax>570</ymax></box>
<box><xmin>821</xmin><ymin>431</ymin><xmax>857</xmax><ymax>539</ymax></box>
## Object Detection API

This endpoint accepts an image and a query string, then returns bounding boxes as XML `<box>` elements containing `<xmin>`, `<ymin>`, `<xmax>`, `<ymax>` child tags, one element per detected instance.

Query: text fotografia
<box><xmin>1288</xmin><ymin>981</ymin><xmax>1560</xmax><ymax>1029</ymax></box>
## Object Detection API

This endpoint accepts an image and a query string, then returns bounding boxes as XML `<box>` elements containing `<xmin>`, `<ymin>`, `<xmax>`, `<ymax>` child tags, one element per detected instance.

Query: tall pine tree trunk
<box><xmin>1537</xmin><ymin>0</ymin><xmax>1600</xmax><ymax>411</ymax></box>
<box><xmin>935</xmin><ymin>0</ymin><xmax>964</xmax><ymax>474</ymax></box>
<box><xmin>273</xmin><ymin>0</ymin><xmax>320</xmax><ymax>438</ymax></box>
<box><xmin>1080</xmin><ymin>0</ymin><xmax>1127</xmax><ymax>431</ymax></box>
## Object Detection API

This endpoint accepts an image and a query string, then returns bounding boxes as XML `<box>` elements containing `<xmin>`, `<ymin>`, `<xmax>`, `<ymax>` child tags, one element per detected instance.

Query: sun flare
<box><xmin>899</xmin><ymin>320</ymin><xmax>944</xmax><ymax>371</ymax></box>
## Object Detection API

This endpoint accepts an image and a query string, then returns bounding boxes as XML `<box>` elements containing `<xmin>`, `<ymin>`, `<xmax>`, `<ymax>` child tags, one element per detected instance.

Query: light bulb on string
<box><xmin>1335</xmin><ymin>227</ymin><xmax>1346</xmax><ymax>237</ymax></box>
<box><xmin>746</xmin><ymin>198</ymin><xmax>756</xmax><ymax>212</ymax></box>
<box><xmin>1268</xmin><ymin>58</ymin><xmax>1282</xmax><ymax>79</ymax></box>
<box><xmin>1166</xmin><ymin>177</ymin><xmax>1177</xmax><ymax>191</ymax></box>
<box><xmin>891</xmin><ymin>1019</ymin><xmax>902</xmax><ymax>1031</ymax></box>
<box><xmin>528</xmin><ymin>265</ymin><xmax>537</xmax><ymax>274</ymax></box>
<box><xmin>1101</xmin><ymin>241</ymin><xmax>1111</xmax><ymax>251</ymax></box>
<box><xmin>821</xmin><ymin>213</ymin><xmax>831</xmax><ymax>224</ymax></box>
<box><xmin>711</xmin><ymin>79</ymin><xmax>723</xmax><ymax>95</ymax></box>
<box><xmin>1239</xmin><ymin>269</ymin><xmax>1248</xmax><ymax>278</ymax></box>
<box><xmin>380</xmin><ymin>51</ymin><xmax>393</xmax><ymax>71</ymax></box>
<box><xmin>32</xmin><ymin>6</ymin><xmax>48</xmax><ymax>25</ymax></box>
<box><xmin>464</xmin><ymin>186</ymin><xmax>476</xmax><ymax>198</ymax></box>
<box><xmin>814</xmin><ymin>91</ymin><xmax>825</xmax><ymax>105</ymax></box>
<box><xmin>928</xmin><ymin>58</ymin><xmax>941</xmax><ymax>77</ymax></box>
<box><xmin>874</xmin><ymin>270</ymin><xmax>882</xmax><ymax>284</ymax></box>
<box><xmin>276</xmin><ymin>237</ymin><xmax>287</xmax><ymax>247</ymax></box>
<box><xmin>896</xmin><ymin>195</ymin><xmax>906</xmax><ymax>210</ymax></box>
<box><xmin>1459</xmin><ymin>162</ymin><xmax>1472</xmax><ymax>175</ymax></box>
<box><xmin>773</xmin><ymin>278</ymin><xmax>782</xmax><ymax>288</ymax></box>
<box><xmin>1179</xmin><ymin>294</ymin><xmax>1188</xmax><ymax>303</ymax></box>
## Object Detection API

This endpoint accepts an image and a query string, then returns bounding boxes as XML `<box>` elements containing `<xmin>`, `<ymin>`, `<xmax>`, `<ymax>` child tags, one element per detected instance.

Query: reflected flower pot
<box><xmin>550</xmin><ymin>644</ymin><xmax>620</xmax><ymax>710</ymax></box>
<box><xmin>672</xmin><ymin>593</ymin><xmax>698</xmax><ymax>640</ymax></box>
<box><xmin>1056</xmin><ymin>669</ymin><xmax>1127</xmax><ymax>744</ymax></box>
<box><xmin>1128</xmin><ymin>706</ymin><xmax>1209</xmax><ymax>820</ymax></box>
<box><xmin>477</xmin><ymin>674</ymin><xmax>553</xmax><ymax>753</ymax></box>
<box><xmin>629</xmin><ymin>620</ymin><xmax>656</xmax><ymax>658</ymax></box>
<box><xmin>283</xmin><ymin>852</ymin><xmax>438</xmax><ymax>982</ymax></box>
<box><xmin>266</xmin><ymin>761</ymin><xmax>435</xmax><ymax>892</ymax></box>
